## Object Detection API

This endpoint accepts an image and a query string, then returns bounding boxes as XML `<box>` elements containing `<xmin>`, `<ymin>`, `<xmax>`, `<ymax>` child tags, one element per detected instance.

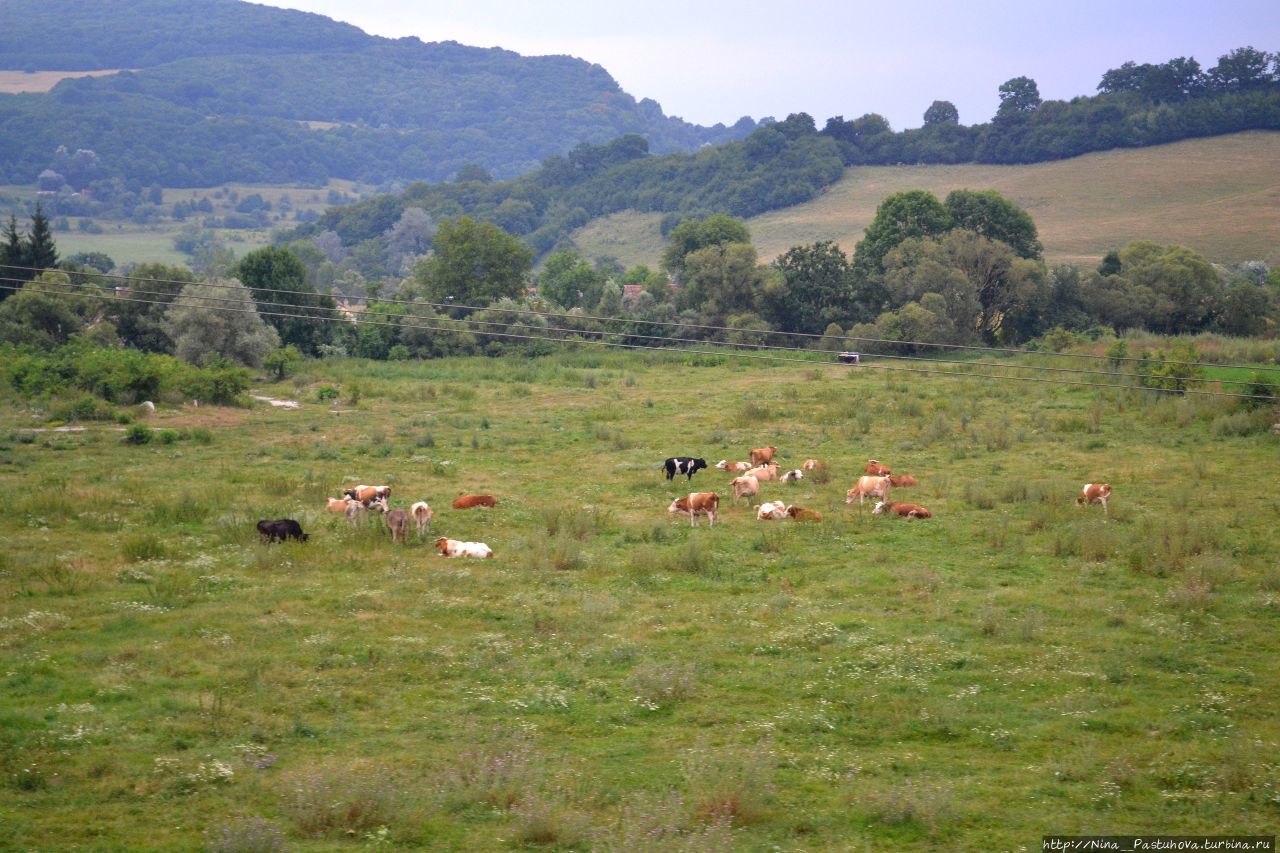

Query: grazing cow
<box><xmin>1076</xmin><ymin>483</ymin><xmax>1112</xmax><ymax>514</ymax></box>
<box><xmin>846</xmin><ymin>475</ymin><xmax>891</xmax><ymax>506</ymax></box>
<box><xmin>325</xmin><ymin>497</ymin><xmax>356</xmax><ymax>513</ymax></box>
<box><xmin>663</xmin><ymin>457</ymin><xmax>708</xmax><ymax>481</ymax></box>
<box><xmin>344</xmin><ymin>485</ymin><xmax>392</xmax><ymax>505</ymax></box>
<box><xmin>888</xmin><ymin>474</ymin><xmax>917</xmax><ymax>488</ymax></box>
<box><xmin>452</xmin><ymin>494</ymin><xmax>497</xmax><ymax>509</ymax></box>
<box><xmin>755</xmin><ymin>500</ymin><xmax>788</xmax><ymax>521</ymax></box>
<box><xmin>345</xmin><ymin>495</ymin><xmax>386</xmax><ymax>525</ymax></box>
<box><xmin>435</xmin><ymin>537</ymin><xmax>495</xmax><ymax>558</ymax></box>
<box><xmin>749</xmin><ymin>446</ymin><xmax>778</xmax><ymax>467</ymax></box>
<box><xmin>409</xmin><ymin>501</ymin><xmax>433</xmax><ymax>536</ymax></box>
<box><xmin>864</xmin><ymin>460</ymin><xmax>892</xmax><ymax>476</ymax></box>
<box><xmin>780</xmin><ymin>469</ymin><xmax>804</xmax><ymax>483</ymax></box>
<box><xmin>257</xmin><ymin>519</ymin><xmax>308</xmax><ymax>543</ymax></box>
<box><xmin>874</xmin><ymin>501</ymin><xmax>932</xmax><ymax>519</ymax></box>
<box><xmin>731</xmin><ymin>474</ymin><xmax>760</xmax><ymax>503</ymax></box>
<box><xmin>385</xmin><ymin>508</ymin><xmax>409</xmax><ymax>544</ymax></box>
<box><xmin>745</xmin><ymin>463</ymin><xmax>779</xmax><ymax>482</ymax></box>
<box><xmin>786</xmin><ymin>505</ymin><xmax>822</xmax><ymax>522</ymax></box>
<box><xmin>716</xmin><ymin>460</ymin><xmax>752</xmax><ymax>472</ymax></box>
<box><xmin>801</xmin><ymin>459</ymin><xmax>823</xmax><ymax>471</ymax></box>
<box><xmin>668</xmin><ymin>492</ymin><xmax>719</xmax><ymax>526</ymax></box>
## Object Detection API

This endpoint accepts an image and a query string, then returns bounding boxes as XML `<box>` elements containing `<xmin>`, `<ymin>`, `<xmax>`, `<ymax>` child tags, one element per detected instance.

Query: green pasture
<box><xmin>1</xmin><ymin>351</ymin><xmax>1278</xmax><ymax>850</ymax></box>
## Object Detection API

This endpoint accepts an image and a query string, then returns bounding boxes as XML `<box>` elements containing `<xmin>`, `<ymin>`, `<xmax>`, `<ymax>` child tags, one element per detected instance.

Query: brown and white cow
<box><xmin>344</xmin><ymin>484</ymin><xmax>392</xmax><ymax>505</ymax></box>
<box><xmin>780</xmin><ymin>469</ymin><xmax>804</xmax><ymax>483</ymax></box>
<box><xmin>452</xmin><ymin>494</ymin><xmax>497</xmax><ymax>509</ymax></box>
<box><xmin>801</xmin><ymin>459</ymin><xmax>823</xmax><ymax>471</ymax></box>
<box><xmin>873</xmin><ymin>501</ymin><xmax>932</xmax><ymax>519</ymax></box>
<box><xmin>846</xmin><ymin>475</ymin><xmax>891</xmax><ymax>506</ymax></box>
<box><xmin>888</xmin><ymin>474</ymin><xmax>917</xmax><ymax>487</ymax></box>
<box><xmin>731</xmin><ymin>474</ymin><xmax>760</xmax><ymax>503</ymax></box>
<box><xmin>668</xmin><ymin>492</ymin><xmax>719</xmax><ymax>526</ymax></box>
<box><xmin>864</xmin><ymin>460</ymin><xmax>892</xmax><ymax>476</ymax></box>
<box><xmin>409</xmin><ymin>501</ymin><xmax>433</xmax><ymax>536</ymax></box>
<box><xmin>325</xmin><ymin>497</ymin><xmax>356</xmax><ymax>513</ymax></box>
<box><xmin>745</xmin><ymin>463</ymin><xmax>779</xmax><ymax>482</ymax></box>
<box><xmin>716</xmin><ymin>460</ymin><xmax>753</xmax><ymax>473</ymax></box>
<box><xmin>749</xmin><ymin>446</ymin><xmax>778</xmax><ymax>467</ymax></box>
<box><xmin>1076</xmin><ymin>483</ymin><xmax>1112</xmax><ymax>513</ymax></box>
<box><xmin>435</xmin><ymin>537</ymin><xmax>494</xmax><ymax>558</ymax></box>
<box><xmin>755</xmin><ymin>500</ymin><xmax>788</xmax><ymax>521</ymax></box>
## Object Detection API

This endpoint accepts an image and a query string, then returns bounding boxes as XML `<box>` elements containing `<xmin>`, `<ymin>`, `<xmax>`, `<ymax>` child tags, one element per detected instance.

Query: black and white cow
<box><xmin>257</xmin><ymin>519</ymin><xmax>309</xmax><ymax>543</ymax></box>
<box><xmin>662</xmin><ymin>457</ymin><xmax>708</xmax><ymax>481</ymax></box>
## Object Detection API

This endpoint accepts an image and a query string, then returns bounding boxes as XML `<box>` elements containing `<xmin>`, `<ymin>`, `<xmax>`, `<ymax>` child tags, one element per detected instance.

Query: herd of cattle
<box><xmin>256</xmin><ymin>484</ymin><xmax>498</xmax><ymax>557</ymax></box>
<box><xmin>255</xmin><ymin>445</ymin><xmax>1112</xmax><ymax>556</ymax></box>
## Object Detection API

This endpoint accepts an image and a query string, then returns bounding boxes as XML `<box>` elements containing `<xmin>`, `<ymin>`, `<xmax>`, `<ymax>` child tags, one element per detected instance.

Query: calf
<box><xmin>668</xmin><ymin>492</ymin><xmax>719</xmax><ymax>526</ymax></box>
<box><xmin>257</xmin><ymin>519</ymin><xmax>308</xmax><ymax>543</ymax></box>
<box><xmin>715</xmin><ymin>460</ymin><xmax>752</xmax><ymax>473</ymax></box>
<box><xmin>731</xmin><ymin>474</ymin><xmax>760</xmax><ymax>503</ymax></box>
<box><xmin>435</xmin><ymin>537</ymin><xmax>495</xmax><ymax>558</ymax></box>
<box><xmin>409</xmin><ymin>501</ymin><xmax>433</xmax><ymax>536</ymax></box>
<box><xmin>888</xmin><ymin>474</ymin><xmax>917</xmax><ymax>488</ymax></box>
<box><xmin>801</xmin><ymin>459</ymin><xmax>823</xmax><ymax>471</ymax></box>
<box><xmin>452</xmin><ymin>494</ymin><xmax>497</xmax><ymax>509</ymax></box>
<box><xmin>846</xmin><ymin>475</ymin><xmax>891</xmax><ymax>506</ymax></box>
<box><xmin>344</xmin><ymin>485</ymin><xmax>392</xmax><ymax>505</ymax></box>
<box><xmin>325</xmin><ymin>497</ymin><xmax>356</xmax><ymax>513</ymax></box>
<box><xmin>663</xmin><ymin>457</ymin><xmax>708</xmax><ymax>481</ymax></box>
<box><xmin>785</xmin><ymin>505</ymin><xmax>822</xmax><ymax>522</ymax></box>
<box><xmin>780</xmin><ymin>469</ymin><xmax>804</xmax><ymax>483</ymax></box>
<box><xmin>873</xmin><ymin>501</ymin><xmax>932</xmax><ymax>519</ymax></box>
<box><xmin>745</xmin><ymin>463</ymin><xmax>779</xmax><ymax>482</ymax></box>
<box><xmin>1076</xmin><ymin>483</ymin><xmax>1112</xmax><ymax>514</ymax></box>
<box><xmin>864</xmin><ymin>460</ymin><xmax>892</xmax><ymax>476</ymax></box>
<box><xmin>749</xmin><ymin>446</ymin><xmax>778</xmax><ymax>467</ymax></box>
<box><xmin>345</xmin><ymin>496</ymin><xmax>386</xmax><ymax>525</ymax></box>
<box><xmin>385</xmin><ymin>508</ymin><xmax>409</xmax><ymax>544</ymax></box>
<box><xmin>755</xmin><ymin>500</ymin><xmax>788</xmax><ymax>521</ymax></box>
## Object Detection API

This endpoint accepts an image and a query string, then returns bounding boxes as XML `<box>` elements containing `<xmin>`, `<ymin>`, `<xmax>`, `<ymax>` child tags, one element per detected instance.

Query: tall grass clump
<box><xmin>283</xmin><ymin>763</ymin><xmax>401</xmax><ymax>838</ymax></box>
<box><xmin>121</xmin><ymin>534</ymin><xmax>166</xmax><ymax>563</ymax></box>
<box><xmin>865</xmin><ymin>777</ymin><xmax>955</xmax><ymax>836</ymax></box>
<box><xmin>437</xmin><ymin>731</ymin><xmax>544</xmax><ymax>811</ymax></box>
<box><xmin>682</xmin><ymin>742</ymin><xmax>775</xmax><ymax>826</ymax></box>
<box><xmin>593</xmin><ymin>792</ymin><xmax>735</xmax><ymax>852</ymax></box>
<box><xmin>203</xmin><ymin>816</ymin><xmax>286</xmax><ymax>853</ymax></box>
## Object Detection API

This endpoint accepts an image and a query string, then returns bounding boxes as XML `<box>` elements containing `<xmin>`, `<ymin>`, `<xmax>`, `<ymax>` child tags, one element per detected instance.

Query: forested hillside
<box><xmin>0</xmin><ymin>0</ymin><xmax>755</xmax><ymax>186</ymax></box>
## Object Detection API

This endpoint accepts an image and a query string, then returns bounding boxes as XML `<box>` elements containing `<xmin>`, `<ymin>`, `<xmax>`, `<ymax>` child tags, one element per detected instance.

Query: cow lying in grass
<box><xmin>452</xmin><ymin>494</ymin><xmax>497</xmax><ymax>509</ymax></box>
<box><xmin>873</xmin><ymin>501</ymin><xmax>932</xmax><ymax>519</ymax></box>
<box><xmin>435</xmin><ymin>537</ymin><xmax>494</xmax><ymax>558</ymax></box>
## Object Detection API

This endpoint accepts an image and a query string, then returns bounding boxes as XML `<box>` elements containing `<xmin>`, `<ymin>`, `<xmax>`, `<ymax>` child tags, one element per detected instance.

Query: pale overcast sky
<box><xmin>271</xmin><ymin>1</ymin><xmax>1280</xmax><ymax>130</ymax></box>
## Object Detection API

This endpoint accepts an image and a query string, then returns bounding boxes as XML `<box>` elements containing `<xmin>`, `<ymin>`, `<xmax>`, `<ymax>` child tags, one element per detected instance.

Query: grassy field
<box><xmin>571</xmin><ymin>131</ymin><xmax>1280</xmax><ymax>270</ymax></box>
<box><xmin>0</xmin><ymin>70</ymin><xmax>129</xmax><ymax>94</ymax></box>
<box><xmin>2</xmin><ymin>351</ymin><xmax>1279</xmax><ymax>850</ymax></box>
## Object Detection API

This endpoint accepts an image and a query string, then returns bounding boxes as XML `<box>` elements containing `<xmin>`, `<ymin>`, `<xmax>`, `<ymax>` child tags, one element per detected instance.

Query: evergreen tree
<box><xmin>0</xmin><ymin>215</ymin><xmax>26</xmax><ymax>302</ymax></box>
<box><xmin>26</xmin><ymin>204</ymin><xmax>58</xmax><ymax>272</ymax></box>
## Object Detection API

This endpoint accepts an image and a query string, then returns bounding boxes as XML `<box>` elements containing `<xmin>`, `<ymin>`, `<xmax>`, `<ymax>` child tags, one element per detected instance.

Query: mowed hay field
<box><xmin>2</xmin><ymin>352</ymin><xmax>1279</xmax><ymax>850</ymax></box>
<box><xmin>571</xmin><ymin>131</ymin><xmax>1280</xmax><ymax>269</ymax></box>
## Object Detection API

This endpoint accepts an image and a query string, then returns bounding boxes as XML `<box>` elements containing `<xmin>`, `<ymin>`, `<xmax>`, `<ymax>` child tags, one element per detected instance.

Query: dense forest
<box><xmin>0</xmin><ymin>0</ymin><xmax>754</xmax><ymax>186</ymax></box>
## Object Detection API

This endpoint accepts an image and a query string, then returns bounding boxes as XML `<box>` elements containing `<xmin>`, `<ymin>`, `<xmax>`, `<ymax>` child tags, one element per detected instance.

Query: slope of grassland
<box><xmin>571</xmin><ymin>131</ymin><xmax>1280</xmax><ymax>269</ymax></box>
<box><xmin>1</xmin><ymin>351</ymin><xmax>1278</xmax><ymax>849</ymax></box>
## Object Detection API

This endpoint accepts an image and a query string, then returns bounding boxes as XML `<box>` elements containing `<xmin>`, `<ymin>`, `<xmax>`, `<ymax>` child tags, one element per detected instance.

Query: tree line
<box><xmin>3</xmin><ymin>189</ymin><xmax>1277</xmax><ymax>398</ymax></box>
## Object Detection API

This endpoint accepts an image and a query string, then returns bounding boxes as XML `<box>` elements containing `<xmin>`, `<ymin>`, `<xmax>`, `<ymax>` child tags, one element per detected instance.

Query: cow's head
<box><xmin>872</xmin><ymin>501</ymin><xmax>887</xmax><ymax>514</ymax></box>
<box><xmin>692</xmin><ymin>458</ymin><xmax>707</xmax><ymax>471</ymax></box>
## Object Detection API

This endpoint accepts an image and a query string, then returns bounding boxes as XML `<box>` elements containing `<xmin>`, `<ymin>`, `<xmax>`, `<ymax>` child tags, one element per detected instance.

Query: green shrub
<box><xmin>124</xmin><ymin>424</ymin><xmax>152</xmax><ymax>445</ymax></box>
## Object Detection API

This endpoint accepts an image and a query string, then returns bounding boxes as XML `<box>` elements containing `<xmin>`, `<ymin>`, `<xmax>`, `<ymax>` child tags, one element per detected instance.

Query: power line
<box><xmin>8</xmin><ymin>262</ymin><xmax>1279</xmax><ymax>375</ymax></box>
<box><xmin>1</xmin><ymin>273</ymin><xmax>1265</xmax><ymax>390</ymax></box>
<box><xmin>2</xmin><ymin>278</ymin><xmax>1275</xmax><ymax>403</ymax></box>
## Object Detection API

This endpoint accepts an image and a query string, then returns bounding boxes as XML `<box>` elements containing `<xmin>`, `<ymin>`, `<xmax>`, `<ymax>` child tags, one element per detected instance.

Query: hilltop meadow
<box><xmin>572</xmin><ymin>132</ymin><xmax>1280</xmax><ymax>270</ymax></box>
<box><xmin>2</xmin><ymin>349</ymin><xmax>1278</xmax><ymax>850</ymax></box>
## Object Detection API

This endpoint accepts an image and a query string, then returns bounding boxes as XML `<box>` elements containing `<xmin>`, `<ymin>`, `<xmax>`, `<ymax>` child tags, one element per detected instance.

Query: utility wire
<box><xmin>8</xmin><ymin>262</ymin><xmax>1279</xmax><ymax>375</ymax></box>
<box><xmin>2</xmin><ymin>279</ymin><xmax>1275</xmax><ymax>403</ymax></box>
<box><xmin>0</xmin><ymin>273</ymin><xmax>1264</xmax><ymax>389</ymax></box>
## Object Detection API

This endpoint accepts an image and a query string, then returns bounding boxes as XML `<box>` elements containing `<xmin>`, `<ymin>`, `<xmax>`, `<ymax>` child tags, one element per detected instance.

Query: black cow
<box><xmin>662</xmin><ymin>457</ymin><xmax>708</xmax><ymax>481</ymax></box>
<box><xmin>257</xmin><ymin>519</ymin><xmax>309</xmax><ymax>543</ymax></box>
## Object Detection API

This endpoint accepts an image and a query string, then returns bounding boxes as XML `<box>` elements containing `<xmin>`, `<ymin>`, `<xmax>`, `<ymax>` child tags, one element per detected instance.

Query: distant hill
<box><xmin>568</xmin><ymin>132</ymin><xmax>1280</xmax><ymax>269</ymax></box>
<box><xmin>0</xmin><ymin>0</ymin><xmax>755</xmax><ymax>186</ymax></box>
